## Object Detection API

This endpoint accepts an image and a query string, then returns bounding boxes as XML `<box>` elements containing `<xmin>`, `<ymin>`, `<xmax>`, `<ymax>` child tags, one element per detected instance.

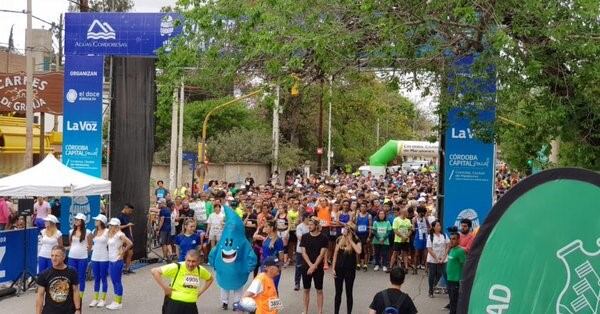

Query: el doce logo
<box><xmin>556</xmin><ymin>239</ymin><xmax>600</xmax><ymax>314</ymax></box>
<box><xmin>87</xmin><ymin>19</ymin><xmax>116</xmax><ymax>40</ymax></box>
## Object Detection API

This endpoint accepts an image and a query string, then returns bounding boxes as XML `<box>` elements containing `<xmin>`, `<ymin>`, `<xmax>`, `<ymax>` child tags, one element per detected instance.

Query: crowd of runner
<box><xmin>6</xmin><ymin>163</ymin><xmax>525</xmax><ymax>313</ymax></box>
<box><xmin>144</xmin><ymin>167</ymin><xmax>488</xmax><ymax>313</ymax></box>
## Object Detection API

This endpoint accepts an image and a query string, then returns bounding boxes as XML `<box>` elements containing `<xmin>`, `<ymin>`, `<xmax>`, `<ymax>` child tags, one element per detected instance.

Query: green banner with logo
<box><xmin>459</xmin><ymin>168</ymin><xmax>600</xmax><ymax>314</ymax></box>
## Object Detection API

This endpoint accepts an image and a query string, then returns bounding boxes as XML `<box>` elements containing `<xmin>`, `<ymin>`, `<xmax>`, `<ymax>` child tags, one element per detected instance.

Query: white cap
<box><xmin>43</xmin><ymin>214</ymin><xmax>59</xmax><ymax>224</ymax></box>
<box><xmin>418</xmin><ymin>197</ymin><xmax>426</xmax><ymax>203</ymax></box>
<box><xmin>74</xmin><ymin>213</ymin><xmax>87</xmax><ymax>221</ymax></box>
<box><xmin>108</xmin><ymin>218</ymin><xmax>121</xmax><ymax>226</ymax></box>
<box><xmin>93</xmin><ymin>214</ymin><xmax>107</xmax><ymax>225</ymax></box>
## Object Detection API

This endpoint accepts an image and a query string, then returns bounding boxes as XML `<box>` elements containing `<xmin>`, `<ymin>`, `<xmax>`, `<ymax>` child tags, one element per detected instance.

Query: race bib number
<box><xmin>182</xmin><ymin>275</ymin><xmax>200</xmax><ymax>289</ymax></box>
<box><xmin>268</xmin><ymin>298</ymin><xmax>283</xmax><ymax>310</ymax></box>
<box><xmin>358</xmin><ymin>225</ymin><xmax>367</xmax><ymax>232</ymax></box>
<box><xmin>319</xmin><ymin>220</ymin><xmax>327</xmax><ymax>226</ymax></box>
<box><xmin>377</xmin><ymin>227</ymin><xmax>387</xmax><ymax>235</ymax></box>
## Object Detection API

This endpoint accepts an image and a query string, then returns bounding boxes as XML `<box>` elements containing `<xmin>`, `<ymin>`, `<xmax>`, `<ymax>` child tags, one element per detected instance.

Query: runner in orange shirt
<box><xmin>315</xmin><ymin>198</ymin><xmax>332</xmax><ymax>269</ymax></box>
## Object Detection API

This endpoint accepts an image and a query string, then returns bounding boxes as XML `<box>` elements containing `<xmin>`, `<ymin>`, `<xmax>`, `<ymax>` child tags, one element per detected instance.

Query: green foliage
<box><xmin>183</xmin><ymin>97</ymin><xmax>267</xmax><ymax>141</ymax></box>
<box><xmin>207</xmin><ymin>128</ymin><xmax>272</xmax><ymax>163</ymax></box>
<box><xmin>158</xmin><ymin>0</ymin><xmax>600</xmax><ymax>170</ymax></box>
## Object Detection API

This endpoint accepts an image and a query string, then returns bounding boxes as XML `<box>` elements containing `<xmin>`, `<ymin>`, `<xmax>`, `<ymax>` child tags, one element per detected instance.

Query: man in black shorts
<box><xmin>300</xmin><ymin>217</ymin><xmax>329</xmax><ymax>314</ymax></box>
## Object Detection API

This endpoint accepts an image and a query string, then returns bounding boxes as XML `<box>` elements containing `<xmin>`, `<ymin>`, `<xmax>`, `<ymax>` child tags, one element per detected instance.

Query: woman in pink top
<box><xmin>34</xmin><ymin>196</ymin><xmax>52</xmax><ymax>230</ymax></box>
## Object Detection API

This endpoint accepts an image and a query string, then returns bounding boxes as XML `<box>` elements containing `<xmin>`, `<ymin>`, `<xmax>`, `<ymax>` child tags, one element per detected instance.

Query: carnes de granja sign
<box><xmin>0</xmin><ymin>72</ymin><xmax>64</xmax><ymax>114</ymax></box>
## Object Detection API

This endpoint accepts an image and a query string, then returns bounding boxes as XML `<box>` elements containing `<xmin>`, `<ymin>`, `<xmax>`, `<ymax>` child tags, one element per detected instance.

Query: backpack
<box><xmin>382</xmin><ymin>289</ymin><xmax>407</xmax><ymax>314</ymax></box>
<box><xmin>429</xmin><ymin>232</ymin><xmax>447</xmax><ymax>244</ymax></box>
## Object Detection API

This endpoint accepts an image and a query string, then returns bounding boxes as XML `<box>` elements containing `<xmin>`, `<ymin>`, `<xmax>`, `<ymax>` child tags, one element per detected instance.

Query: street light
<box><xmin>198</xmin><ymin>89</ymin><xmax>262</xmax><ymax>189</ymax></box>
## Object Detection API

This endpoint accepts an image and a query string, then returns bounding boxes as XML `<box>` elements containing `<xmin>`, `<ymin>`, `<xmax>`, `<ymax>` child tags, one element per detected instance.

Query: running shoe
<box><xmin>89</xmin><ymin>300</ymin><xmax>98</xmax><ymax>307</ymax></box>
<box><xmin>97</xmin><ymin>300</ymin><xmax>106</xmax><ymax>307</ymax></box>
<box><xmin>356</xmin><ymin>264</ymin><xmax>361</xmax><ymax>270</ymax></box>
<box><xmin>222</xmin><ymin>302</ymin><xmax>228</xmax><ymax>310</ymax></box>
<box><xmin>374</xmin><ymin>265</ymin><xmax>380</xmax><ymax>271</ymax></box>
<box><xmin>383</xmin><ymin>266</ymin><xmax>388</xmax><ymax>273</ymax></box>
<box><xmin>363</xmin><ymin>264</ymin><xmax>368</xmax><ymax>271</ymax></box>
<box><xmin>106</xmin><ymin>302</ymin><xmax>122</xmax><ymax>310</ymax></box>
<box><xmin>294</xmin><ymin>284</ymin><xmax>300</xmax><ymax>291</ymax></box>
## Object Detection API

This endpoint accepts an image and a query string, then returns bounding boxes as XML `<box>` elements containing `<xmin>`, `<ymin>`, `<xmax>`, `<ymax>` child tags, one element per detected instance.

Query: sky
<box><xmin>0</xmin><ymin>0</ymin><xmax>177</xmax><ymax>52</ymax></box>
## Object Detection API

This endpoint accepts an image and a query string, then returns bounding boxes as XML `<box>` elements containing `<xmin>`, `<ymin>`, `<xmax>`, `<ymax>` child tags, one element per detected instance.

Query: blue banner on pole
<box><xmin>62</xmin><ymin>55</ymin><xmax>104</xmax><ymax>177</ymax></box>
<box><xmin>443</xmin><ymin>55</ymin><xmax>496</xmax><ymax>232</ymax></box>
<box><xmin>65</xmin><ymin>13</ymin><xmax>183</xmax><ymax>56</ymax></box>
<box><xmin>62</xmin><ymin>55</ymin><xmax>104</xmax><ymax>232</ymax></box>
<box><xmin>0</xmin><ymin>228</ymin><xmax>39</xmax><ymax>282</ymax></box>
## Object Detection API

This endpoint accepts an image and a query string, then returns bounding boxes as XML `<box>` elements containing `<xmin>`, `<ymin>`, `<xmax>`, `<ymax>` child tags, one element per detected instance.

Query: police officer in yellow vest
<box><xmin>151</xmin><ymin>250</ymin><xmax>214</xmax><ymax>314</ymax></box>
<box><xmin>244</xmin><ymin>256</ymin><xmax>283</xmax><ymax>314</ymax></box>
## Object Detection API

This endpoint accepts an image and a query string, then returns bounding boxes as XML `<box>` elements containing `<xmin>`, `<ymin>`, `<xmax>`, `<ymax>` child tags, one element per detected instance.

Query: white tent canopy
<box><xmin>0</xmin><ymin>154</ymin><xmax>111</xmax><ymax>197</ymax></box>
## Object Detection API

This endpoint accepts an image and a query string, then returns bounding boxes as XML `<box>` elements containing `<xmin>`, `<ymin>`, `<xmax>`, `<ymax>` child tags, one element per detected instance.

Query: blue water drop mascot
<box><xmin>209</xmin><ymin>204</ymin><xmax>257</xmax><ymax>311</ymax></box>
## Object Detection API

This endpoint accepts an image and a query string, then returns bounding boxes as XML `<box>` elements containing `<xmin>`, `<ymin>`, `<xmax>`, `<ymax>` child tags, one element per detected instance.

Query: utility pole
<box><xmin>376</xmin><ymin>118</ymin><xmax>380</xmax><ymax>147</ymax></box>
<box><xmin>53</xmin><ymin>14</ymin><xmax>63</xmax><ymax>131</ymax></box>
<box><xmin>326</xmin><ymin>76</ymin><xmax>333</xmax><ymax>176</ymax></box>
<box><xmin>272</xmin><ymin>85</ymin><xmax>280</xmax><ymax>176</ymax></box>
<box><xmin>317</xmin><ymin>78</ymin><xmax>324</xmax><ymax>174</ymax></box>
<box><xmin>24</xmin><ymin>0</ymin><xmax>33</xmax><ymax>168</ymax></box>
<box><xmin>80</xmin><ymin>0</ymin><xmax>89</xmax><ymax>12</ymax></box>
<box><xmin>177</xmin><ymin>81</ymin><xmax>184</xmax><ymax>189</ymax></box>
<box><xmin>169</xmin><ymin>87</ymin><xmax>179</xmax><ymax>191</ymax></box>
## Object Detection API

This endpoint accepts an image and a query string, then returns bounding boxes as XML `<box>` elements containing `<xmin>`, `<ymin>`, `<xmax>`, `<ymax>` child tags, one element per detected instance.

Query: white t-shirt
<box><xmin>107</xmin><ymin>231</ymin><xmax>125</xmax><ymax>262</ymax></box>
<box><xmin>247</xmin><ymin>277</ymin><xmax>264</xmax><ymax>295</ymax></box>
<box><xmin>91</xmin><ymin>229</ymin><xmax>109</xmax><ymax>262</ymax></box>
<box><xmin>426</xmin><ymin>233</ymin><xmax>449</xmax><ymax>264</ymax></box>
<box><xmin>68</xmin><ymin>229</ymin><xmax>91</xmax><ymax>259</ymax></box>
<box><xmin>39</xmin><ymin>229</ymin><xmax>62</xmax><ymax>258</ymax></box>
<box><xmin>207</xmin><ymin>211</ymin><xmax>225</xmax><ymax>235</ymax></box>
<box><xmin>295</xmin><ymin>223</ymin><xmax>310</xmax><ymax>253</ymax></box>
<box><xmin>191</xmin><ymin>201</ymin><xmax>207</xmax><ymax>223</ymax></box>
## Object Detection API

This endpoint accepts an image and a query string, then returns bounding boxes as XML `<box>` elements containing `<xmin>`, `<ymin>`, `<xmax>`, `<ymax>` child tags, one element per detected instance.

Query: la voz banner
<box><xmin>443</xmin><ymin>55</ymin><xmax>496</xmax><ymax>232</ymax></box>
<box><xmin>62</xmin><ymin>55</ymin><xmax>104</xmax><ymax>177</ymax></box>
<box><xmin>61</xmin><ymin>55</ymin><xmax>103</xmax><ymax>231</ymax></box>
<box><xmin>0</xmin><ymin>229</ymin><xmax>38</xmax><ymax>282</ymax></box>
<box><xmin>65</xmin><ymin>13</ymin><xmax>183</xmax><ymax>56</ymax></box>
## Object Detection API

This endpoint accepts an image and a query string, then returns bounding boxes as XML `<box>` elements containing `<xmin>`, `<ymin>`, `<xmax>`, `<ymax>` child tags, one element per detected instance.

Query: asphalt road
<box><xmin>1</xmin><ymin>262</ymin><xmax>449</xmax><ymax>313</ymax></box>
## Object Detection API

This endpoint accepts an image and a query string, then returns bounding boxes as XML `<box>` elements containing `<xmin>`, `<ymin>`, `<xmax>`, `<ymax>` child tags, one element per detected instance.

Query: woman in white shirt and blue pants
<box><xmin>68</xmin><ymin>213</ymin><xmax>92</xmax><ymax>297</ymax></box>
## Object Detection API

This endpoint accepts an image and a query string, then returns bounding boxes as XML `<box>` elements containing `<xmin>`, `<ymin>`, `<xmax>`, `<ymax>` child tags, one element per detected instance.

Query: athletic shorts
<box><xmin>159</xmin><ymin>231</ymin><xmax>172</xmax><ymax>245</ymax></box>
<box><xmin>302</xmin><ymin>267</ymin><xmax>324</xmax><ymax>290</ymax></box>
<box><xmin>357</xmin><ymin>234</ymin><xmax>369</xmax><ymax>245</ymax></box>
<box><xmin>208</xmin><ymin>232</ymin><xmax>222</xmax><ymax>242</ymax></box>
<box><xmin>163</xmin><ymin>297</ymin><xmax>198</xmax><ymax>314</ymax></box>
<box><xmin>277</xmin><ymin>230</ymin><xmax>289</xmax><ymax>240</ymax></box>
<box><xmin>394</xmin><ymin>242</ymin><xmax>411</xmax><ymax>253</ymax></box>
<box><xmin>413</xmin><ymin>236</ymin><xmax>427</xmax><ymax>250</ymax></box>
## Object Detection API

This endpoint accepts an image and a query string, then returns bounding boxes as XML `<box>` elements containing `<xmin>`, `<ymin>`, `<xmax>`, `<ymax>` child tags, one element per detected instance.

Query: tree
<box><xmin>164</xmin><ymin>0</ymin><xmax>600</xmax><ymax>169</ymax></box>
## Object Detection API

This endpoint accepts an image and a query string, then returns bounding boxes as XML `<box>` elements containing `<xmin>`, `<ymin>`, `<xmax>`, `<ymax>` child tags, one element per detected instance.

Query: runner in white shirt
<box><xmin>90</xmin><ymin>214</ymin><xmax>110</xmax><ymax>307</ymax></box>
<box><xmin>106</xmin><ymin>218</ymin><xmax>133</xmax><ymax>310</ymax></box>
<box><xmin>207</xmin><ymin>204</ymin><xmax>225</xmax><ymax>248</ymax></box>
<box><xmin>67</xmin><ymin>213</ymin><xmax>92</xmax><ymax>296</ymax></box>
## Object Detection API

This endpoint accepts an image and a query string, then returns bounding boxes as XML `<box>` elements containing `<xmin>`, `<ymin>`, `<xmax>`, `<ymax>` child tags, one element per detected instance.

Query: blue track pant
<box><xmin>92</xmin><ymin>261</ymin><xmax>109</xmax><ymax>293</ymax></box>
<box><xmin>109</xmin><ymin>260</ymin><xmax>124</xmax><ymax>296</ymax></box>
<box><xmin>68</xmin><ymin>258</ymin><xmax>88</xmax><ymax>292</ymax></box>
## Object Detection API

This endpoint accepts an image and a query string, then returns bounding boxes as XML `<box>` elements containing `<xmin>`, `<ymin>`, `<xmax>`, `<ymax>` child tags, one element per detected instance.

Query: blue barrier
<box><xmin>0</xmin><ymin>228</ymin><xmax>38</xmax><ymax>282</ymax></box>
